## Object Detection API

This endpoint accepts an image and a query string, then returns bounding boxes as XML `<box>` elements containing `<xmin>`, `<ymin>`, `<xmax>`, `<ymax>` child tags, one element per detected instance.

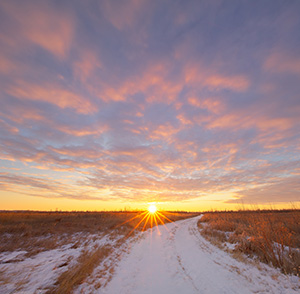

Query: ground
<box><xmin>0</xmin><ymin>215</ymin><xmax>299</xmax><ymax>293</ymax></box>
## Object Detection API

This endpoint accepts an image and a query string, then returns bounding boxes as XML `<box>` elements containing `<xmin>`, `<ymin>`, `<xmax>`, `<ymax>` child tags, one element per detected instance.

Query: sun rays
<box><xmin>116</xmin><ymin>205</ymin><xmax>177</xmax><ymax>238</ymax></box>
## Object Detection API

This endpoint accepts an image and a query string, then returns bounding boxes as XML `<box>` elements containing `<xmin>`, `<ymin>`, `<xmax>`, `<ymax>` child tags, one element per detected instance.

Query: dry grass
<box><xmin>0</xmin><ymin>211</ymin><xmax>135</xmax><ymax>256</ymax></box>
<box><xmin>198</xmin><ymin>210</ymin><xmax>300</xmax><ymax>276</ymax></box>
<box><xmin>46</xmin><ymin>244</ymin><xmax>113</xmax><ymax>294</ymax></box>
<box><xmin>0</xmin><ymin>210</ymin><xmax>197</xmax><ymax>256</ymax></box>
<box><xmin>0</xmin><ymin>210</ymin><xmax>198</xmax><ymax>293</ymax></box>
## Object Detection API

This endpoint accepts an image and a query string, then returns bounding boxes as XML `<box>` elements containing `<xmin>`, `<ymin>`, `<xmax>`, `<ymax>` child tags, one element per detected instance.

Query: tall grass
<box><xmin>0</xmin><ymin>211</ymin><xmax>142</xmax><ymax>256</ymax></box>
<box><xmin>1</xmin><ymin>210</ymin><xmax>198</xmax><ymax>293</ymax></box>
<box><xmin>198</xmin><ymin>210</ymin><xmax>300</xmax><ymax>276</ymax></box>
<box><xmin>46</xmin><ymin>244</ymin><xmax>113</xmax><ymax>294</ymax></box>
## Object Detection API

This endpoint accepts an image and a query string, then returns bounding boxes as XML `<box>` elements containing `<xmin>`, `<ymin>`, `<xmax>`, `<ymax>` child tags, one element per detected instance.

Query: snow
<box><xmin>1</xmin><ymin>216</ymin><xmax>299</xmax><ymax>293</ymax></box>
<box><xmin>0</xmin><ymin>233</ymin><xmax>117</xmax><ymax>294</ymax></box>
<box><xmin>223</xmin><ymin>241</ymin><xmax>237</xmax><ymax>251</ymax></box>
<box><xmin>100</xmin><ymin>216</ymin><xmax>299</xmax><ymax>294</ymax></box>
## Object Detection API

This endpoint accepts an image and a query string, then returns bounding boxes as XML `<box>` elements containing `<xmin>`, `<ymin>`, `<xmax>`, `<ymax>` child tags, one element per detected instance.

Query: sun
<box><xmin>148</xmin><ymin>204</ymin><xmax>157</xmax><ymax>214</ymax></box>
<box><xmin>116</xmin><ymin>203</ymin><xmax>175</xmax><ymax>237</ymax></box>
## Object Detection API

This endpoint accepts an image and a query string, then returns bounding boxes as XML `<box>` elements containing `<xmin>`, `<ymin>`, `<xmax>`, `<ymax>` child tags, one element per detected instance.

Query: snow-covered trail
<box><xmin>102</xmin><ymin>215</ymin><xmax>299</xmax><ymax>294</ymax></box>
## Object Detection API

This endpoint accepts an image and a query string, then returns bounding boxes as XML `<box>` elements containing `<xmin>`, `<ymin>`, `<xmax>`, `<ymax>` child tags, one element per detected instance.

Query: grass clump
<box><xmin>46</xmin><ymin>244</ymin><xmax>113</xmax><ymax>294</ymax></box>
<box><xmin>198</xmin><ymin>210</ymin><xmax>300</xmax><ymax>276</ymax></box>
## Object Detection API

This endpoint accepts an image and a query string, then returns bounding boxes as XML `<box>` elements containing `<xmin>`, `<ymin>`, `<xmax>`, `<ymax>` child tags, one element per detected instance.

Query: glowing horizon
<box><xmin>0</xmin><ymin>1</ymin><xmax>299</xmax><ymax>211</ymax></box>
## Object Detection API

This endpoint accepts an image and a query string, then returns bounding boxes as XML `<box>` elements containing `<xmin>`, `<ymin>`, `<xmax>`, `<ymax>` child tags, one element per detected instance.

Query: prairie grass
<box><xmin>0</xmin><ymin>211</ymin><xmax>197</xmax><ymax>256</ymax></box>
<box><xmin>198</xmin><ymin>210</ymin><xmax>300</xmax><ymax>276</ymax></box>
<box><xmin>46</xmin><ymin>244</ymin><xmax>113</xmax><ymax>294</ymax></box>
<box><xmin>0</xmin><ymin>211</ymin><xmax>136</xmax><ymax>256</ymax></box>
<box><xmin>0</xmin><ymin>210</ymin><xmax>198</xmax><ymax>293</ymax></box>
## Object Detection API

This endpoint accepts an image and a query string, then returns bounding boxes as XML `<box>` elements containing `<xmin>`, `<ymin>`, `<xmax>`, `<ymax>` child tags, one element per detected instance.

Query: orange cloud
<box><xmin>208</xmin><ymin>111</ymin><xmax>294</xmax><ymax>134</ymax></box>
<box><xmin>7</xmin><ymin>81</ymin><xmax>96</xmax><ymax>114</ymax></box>
<box><xmin>204</xmin><ymin>74</ymin><xmax>249</xmax><ymax>92</ymax></box>
<box><xmin>96</xmin><ymin>59</ymin><xmax>249</xmax><ymax>105</ymax></box>
<box><xmin>56</xmin><ymin>124</ymin><xmax>108</xmax><ymax>137</ymax></box>
<box><xmin>188</xmin><ymin>96</ymin><xmax>224</xmax><ymax>114</ymax></box>
<box><xmin>184</xmin><ymin>63</ymin><xmax>250</xmax><ymax>92</ymax></box>
<box><xmin>99</xmin><ymin>62</ymin><xmax>183</xmax><ymax>103</ymax></box>
<box><xmin>150</xmin><ymin>123</ymin><xmax>181</xmax><ymax>141</ymax></box>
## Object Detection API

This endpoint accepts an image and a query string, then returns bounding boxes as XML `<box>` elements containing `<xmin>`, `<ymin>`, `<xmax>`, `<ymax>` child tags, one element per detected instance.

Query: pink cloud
<box><xmin>49</xmin><ymin>146</ymin><xmax>104</xmax><ymax>160</ymax></box>
<box><xmin>94</xmin><ymin>59</ymin><xmax>249</xmax><ymax>105</ymax></box>
<box><xmin>204</xmin><ymin>74</ymin><xmax>249</xmax><ymax>92</ymax></box>
<box><xmin>56</xmin><ymin>124</ymin><xmax>108</xmax><ymax>137</ymax></box>
<box><xmin>264</xmin><ymin>52</ymin><xmax>300</xmax><ymax>75</ymax></box>
<box><xmin>227</xmin><ymin>177</ymin><xmax>300</xmax><ymax>204</ymax></box>
<box><xmin>211</xmin><ymin>113</ymin><xmax>294</xmax><ymax>134</ymax></box>
<box><xmin>0</xmin><ymin>119</ymin><xmax>19</xmax><ymax>134</ymax></box>
<box><xmin>188</xmin><ymin>96</ymin><xmax>225</xmax><ymax>114</ymax></box>
<box><xmin>0</xmin><ymin>55</ymin><xmax>16</xmax><ymax>74</ymax></box>
<box><xmin>176</xmin><ymin>113</ymin><xmax>193</xmax><ymax>126</ymax></box>
<box><xmin>1</xmin><ymin>1</ymin><xmax>74</xmax><ymax>58</ymax></box>
<box><xmin>73</xmin><ymin>49</ymin><xmax>102</xmax><ymax>83</ymax></box>
<box><xmin>99</xmin><ymin>62</ymin><xmax>183</xmax><ymax>103</ymax></box>
<box><xmin>150</xmin><ymin>123</ymin><xmax>181</xmax><ymax>141</ymax></box>
<box><xmin>100</xmin><ymin>0</ymin><xmax>146</xmax><ymax>30</ymax></box>
<box><xmin>7</xmin><ymin>81</ymin><xmax>96</xmax><ymax>114</ymax></box>
<box><xmin>184</xmin><ymin>63</ymin><xmax>250</xmax><ymax>92</ymax></box>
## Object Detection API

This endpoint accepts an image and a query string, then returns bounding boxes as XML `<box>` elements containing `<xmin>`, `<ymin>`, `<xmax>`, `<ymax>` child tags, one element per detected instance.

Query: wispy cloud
<box><xmin>0</xmin><ymin>1</ymin><xmax>74</xmax><ymax>59</ymax></box>
<box><xmin>0</xmin><ymin>0</ymin><xmax>299</xmax><ymax>208</ymax></box>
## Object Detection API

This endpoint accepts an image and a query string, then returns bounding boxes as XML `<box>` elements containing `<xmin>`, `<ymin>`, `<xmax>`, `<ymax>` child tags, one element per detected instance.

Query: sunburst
<box><xmin>117</xmin><ymin>204</ymin><xmax>175</xmax><ymax>237</ymax></box>
<box><xmin>148</xmin><ymin>204</ymin><xmax>157</xmax><ymax>214</ymax></box>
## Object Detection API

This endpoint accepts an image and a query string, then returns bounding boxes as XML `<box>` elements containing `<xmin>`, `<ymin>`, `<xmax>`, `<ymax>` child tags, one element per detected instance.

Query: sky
<box><xmin>0</xmin><ymin>0</ymin><xmax>300</xmax><ymax>211</ymax></box>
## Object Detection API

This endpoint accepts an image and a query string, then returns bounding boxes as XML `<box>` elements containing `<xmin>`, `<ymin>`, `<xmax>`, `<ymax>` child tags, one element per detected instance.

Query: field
<box><xmin>0</xmin><ymin>210</ymin><xmax>198</xmax><ymax>293</ymax></box>
<box><xmin>198</xmin><ymin>210</ymin><xmax>300</xmax><ymax>276</ymax></box>
<box><xmin>1</xmin><ymin>210</ymin><xmax>299</xmax><ymax>293</ymax></box>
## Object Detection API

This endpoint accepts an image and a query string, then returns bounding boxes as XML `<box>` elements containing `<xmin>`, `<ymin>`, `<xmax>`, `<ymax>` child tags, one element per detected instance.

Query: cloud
<box><xmin>73</xmin><ymin>49</ymin><xmax>102</xmax><ymax>83</ymax></box>
<box><xmin>203</xmin><ymin>74</ymin><xmax>250</xmax><ymax>92</ymax></box>
<box><xmin>227</xmin><ymin>177</ymin><xmax>300</xmax><ymax>204</ymax></box>
<box><xmin>0</xmin><ymin>54</ymin><xmax>17</xmax><ymax>74</ymax></box>
<box><xmin>100</xmin><ymin>0</ymin><xmax>147</xmax><ymax>30</ymax></box>
<box><xmin>0</xmin><ymin>0</ymin><xmax>300</xmax><ymax>207</ymax></box>
<box><xmin>0</xmin><ymin>1</ymin><xmax>74</xmax><ymax>58</ymax></box>
<box><xmin>6</xmin><ymin>81</ymin><xmax>96</xmax><ymax>114</ymax></box>
<box><xmin>264</xmin><ymin>52</ymin><xmax>300</xmax><ymax>75</ymax></box>
<box><xmin>184</xmin><ymin>63</ymin><xmax>250</xmax><ymax>92</ymax></box>
<box><xmin>0</xmin><ymin>172</ymin><xmax>104</xmax><ymax>201</ymax></box>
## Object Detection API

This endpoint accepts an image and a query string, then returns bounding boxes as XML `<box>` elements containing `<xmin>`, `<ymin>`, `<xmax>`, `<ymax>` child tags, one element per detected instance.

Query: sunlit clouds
<box><xmin>0</xmin><ymin>0</ymin><xmax>300</xmax><ymax>211</ymax></box>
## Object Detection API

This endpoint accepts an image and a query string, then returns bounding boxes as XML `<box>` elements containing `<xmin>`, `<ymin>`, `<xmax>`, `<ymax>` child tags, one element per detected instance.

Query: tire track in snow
<box><xmin>98</xmin><ymin>216</ymin><xmax>299</xmax><ymax>294</ymax></box>
<box><xmin>165</xmin><ymin>222</ymin><xmax>200</xmax><ymax>292</ymax></box>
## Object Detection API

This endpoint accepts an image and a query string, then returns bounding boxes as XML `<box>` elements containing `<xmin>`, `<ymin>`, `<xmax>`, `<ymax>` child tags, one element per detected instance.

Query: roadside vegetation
<box><xmin>198</xmin><ymin>210</ymin><xmax>300</xmax><ymax>276</ymax></box>
<box><xmin>0</xmin><ymin>210</ymin><xmax>198</xmax><ymax>293</ymax></box>
<box><xmin>0</xmin><ymin>211</ymin><xmax>197</xmax><ymax>256</ymax></box>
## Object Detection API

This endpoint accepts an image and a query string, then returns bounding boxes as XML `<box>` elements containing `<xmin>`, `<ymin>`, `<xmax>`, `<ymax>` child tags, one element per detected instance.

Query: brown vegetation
<box><xmin>0</xmin><ymin>211</ymin><xmax>136</xmax><ymax>256</ymax></box>
<box><xmin>46</xmin><ymin>244</ymin><xmax>113</xmax><ymax>294</ymax></box>
<box><xmin>198</xmin><ymin>210</ymin><xmax>300</xmax><ymax>276</ymax></box>
<box><xmin>0</xmin><ymin>210</ymin><xmax>198</xmax><ymax>293</ymax></box>
<box><xmin>0</xmin><ymin>210</ymin><xmax>198</xmax><ymax>256</ymax></box>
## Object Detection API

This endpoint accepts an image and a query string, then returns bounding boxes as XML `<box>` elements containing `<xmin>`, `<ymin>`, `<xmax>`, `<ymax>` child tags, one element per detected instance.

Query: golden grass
<box><xmin>0</xmin><ymin>210</ymin><xmax>198</xmax><ymax>293</ymax></box>
<box><xmin>46</xmin><ymin>244</ymin><xmax>113</xmax><ymax>294</ymax></box>
<box><xmin>198</xmin><ymin>210</ymin><xmax>300</xmax><ymax>276</ymax></box>
<box><xmin>0</xmin><ymin>211</ymin><xmax>196</xmax><ymax>256</ymax></box>
<box><xmin>0</xmin><ymin>211</ymin><xmax>135</xmax><ymax>256</ymax></box>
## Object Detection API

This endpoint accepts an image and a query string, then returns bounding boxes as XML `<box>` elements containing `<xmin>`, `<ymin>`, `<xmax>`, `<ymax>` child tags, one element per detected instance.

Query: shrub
<box><xmin>198</xmin><ymin>210</ymin><xmax>300</xmax><ymax>276</ymax></box>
